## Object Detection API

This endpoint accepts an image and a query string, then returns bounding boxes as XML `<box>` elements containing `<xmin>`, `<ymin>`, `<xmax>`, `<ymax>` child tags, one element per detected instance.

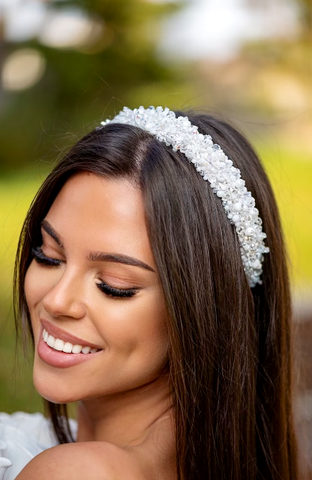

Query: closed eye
<box><xmin>32</xmin><ymin>246</ymin><xmax>139</xmax><ymax>298</ymax></box>
<box><xmin>31</xmin><ymin>246</ymin><xmax>62</xmax><ymax>267</ymax></box>
<box><xmin>96</xmin><ymin>281</ymin><xmax>139</xmax><ymax>299</ymax></box>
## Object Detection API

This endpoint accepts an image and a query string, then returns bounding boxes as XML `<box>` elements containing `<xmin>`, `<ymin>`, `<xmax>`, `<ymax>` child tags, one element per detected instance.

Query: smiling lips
<box><xmin>42</xmin><ymin>328</ymin><xmax>100</xmax><ymax>354</ymax></box>
<box><xmin>37</xmin><ymin>319</ymin><xmax>102</xmax><ymax>368</ymax></box>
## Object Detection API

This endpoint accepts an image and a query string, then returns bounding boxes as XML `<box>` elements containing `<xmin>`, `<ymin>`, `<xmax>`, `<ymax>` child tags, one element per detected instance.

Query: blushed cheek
<box><xmin>136</xmin><ymin>302</ymin><xmax>169</xmax><ymax>366</ymax></box>
<box><xmin>23</xmin><ymin>262</ymin><xmax>47</xmax><ymax>338</ymax></box>
<box><xmin>24</xmin><ymin>261</ymin><xmax>56</xmax><ymax>308</ymax></box>
<box><xmin>24</xmin><ymin>261</ymin><xmax>39</xmax><ymax>311</ymax></box>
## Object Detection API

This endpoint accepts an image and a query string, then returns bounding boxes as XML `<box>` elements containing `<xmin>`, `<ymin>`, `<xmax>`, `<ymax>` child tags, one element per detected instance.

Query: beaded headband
<box><xmin>101</xmin><ymin>106</ymin><xmax>269</xmax><ymax>287</ymax></box>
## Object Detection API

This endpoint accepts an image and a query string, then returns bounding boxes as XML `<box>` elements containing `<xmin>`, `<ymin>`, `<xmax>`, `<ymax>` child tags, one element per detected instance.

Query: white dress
<box><xmin>0</xmin><ymin>412</ymin><xmax>77</xmax><ymax>480</ymax></box>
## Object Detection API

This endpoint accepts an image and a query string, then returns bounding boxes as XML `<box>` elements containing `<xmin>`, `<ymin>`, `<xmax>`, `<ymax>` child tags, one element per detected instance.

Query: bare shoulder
<box><xmin>16</xmin><ymin>442</ymin><xmax>144</xmax><ymax>480</ymax></box>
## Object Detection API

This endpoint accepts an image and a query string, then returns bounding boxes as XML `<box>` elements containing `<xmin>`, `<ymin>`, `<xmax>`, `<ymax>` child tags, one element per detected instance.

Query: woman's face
<box><xmin>25</xmin><ymin>172</ymin><xmax>168</xmax><ymax>403</ymax></box>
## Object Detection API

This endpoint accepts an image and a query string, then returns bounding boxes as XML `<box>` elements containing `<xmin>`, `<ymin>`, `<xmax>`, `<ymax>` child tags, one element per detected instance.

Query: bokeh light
<box><xmin>1</xmin><ymin>48</ymin><xmax>46</xmax><ymax>91</ymax></box>
<box><xmin>39</xmin><ymin>9</ymin><xmax>104</xmax><ymax>50</ymax></box>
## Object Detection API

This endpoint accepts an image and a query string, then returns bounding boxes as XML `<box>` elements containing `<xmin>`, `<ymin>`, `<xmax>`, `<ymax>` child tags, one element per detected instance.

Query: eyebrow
<box><xmin>41</xmin><ymin>220</ymin><xmax>155</xmax><ymax>273</ymax></box>
<box><xmin>88</xmin><ymin>252</ymin><xmax>155</xmax><ymax>272</ymax></box>
<box><xmin>41</xmin><ymin>220</ymin><xmax>64</xmax><ymax>247</ymax></box>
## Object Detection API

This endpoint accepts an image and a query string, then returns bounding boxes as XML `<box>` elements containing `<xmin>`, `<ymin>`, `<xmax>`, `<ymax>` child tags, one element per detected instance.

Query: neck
<box><xmin>76</xmin><ymin>375</ymin><xmax>172</xmax><ymax>446</ymax></box>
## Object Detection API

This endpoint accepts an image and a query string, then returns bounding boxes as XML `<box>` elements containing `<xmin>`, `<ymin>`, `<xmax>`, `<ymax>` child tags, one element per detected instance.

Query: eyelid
<box><xmin>31</xmin><ymin>246</ymin><xmax>63</xmax><ymax>266</ymax></box>
<box><xmin>41</xmin><ymin>235</ymin><xmax>64</xmax><ymax>255</ymax></box>
<box><xmin>96</xmin><ymin>280</ymin><xmax>139</xmax><ymax>298</ymax></box>
<box><xmin>31</xmin><ymin>247</ymin><xmax>139</xmax><ymax>297</ymax></box>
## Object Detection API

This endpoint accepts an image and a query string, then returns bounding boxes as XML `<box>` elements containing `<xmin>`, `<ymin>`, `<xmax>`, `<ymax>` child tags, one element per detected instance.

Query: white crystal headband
<box><xmin>101</xmin><ymin>106</ymin><xmax>269</xmax><ymax>287</ymax></box>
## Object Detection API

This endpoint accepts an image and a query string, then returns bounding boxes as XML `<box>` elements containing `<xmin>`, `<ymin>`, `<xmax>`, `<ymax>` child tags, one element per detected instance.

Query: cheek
<box><xmin>24</xmin><ymin>261</ymin><xmax>40</xmax><ymax>310</ymax></box>
<box><xmin>24</xmin><ymin>262</ymin><xmax>42</xmax><ymax>333</ymax></box>
<box><xmin>24</xmin><ymin>261</ymin><xmax>53</xmax><ymax>319</ymax></box>
<box><xmin>24</xmin><ymin>261</ymin><xmax>60</xmax><ymax>307</ymax></box>
<box><xmin>99</xmin><ymin>291</ymin><xmax>169</xmax><ymax>360</ymax></box>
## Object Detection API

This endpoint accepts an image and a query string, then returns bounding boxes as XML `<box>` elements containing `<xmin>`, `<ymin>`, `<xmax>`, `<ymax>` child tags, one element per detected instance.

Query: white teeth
<box><xmin>72</xmin><ymin>344</ymin><xmax>83</xmax><ymax>354</ymax></box>
<box><xmin>47</xmin><ymin>335</ymin><xmax>55</xmax><ymax>348</ymax></box>
<box><xmin>42</xmin><ymin>328</ymin><xmax>99</xmax><ymax>354</ymax></box>
<box><xmin>63</xmin><ymin>342</ymin><xmax>73</xmax><ymax>353</ymax></box>
<box><xmin>54</xmin><ymin>339</ymin><xmax>64</xmax><ymax>351</ymax></box>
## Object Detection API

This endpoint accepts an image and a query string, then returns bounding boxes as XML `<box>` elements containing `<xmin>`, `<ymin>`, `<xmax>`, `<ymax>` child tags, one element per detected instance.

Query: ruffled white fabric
<box><xmin>0</xmin><ymin>412</ymin><xmax>77</xmax><ymax>480</ymax></box>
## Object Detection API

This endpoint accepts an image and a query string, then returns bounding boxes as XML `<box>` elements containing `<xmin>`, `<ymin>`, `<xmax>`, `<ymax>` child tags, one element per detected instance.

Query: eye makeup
<box><xmin>31</xmin><ymin>246</ymin><xmax>139</xmax><ymax>299</ymax></box>
<box><xmin>31</xmin><ymin>246</ymin><xmax>62</xmax><ymax>267</ymax></box>
<box><xmin>96</xmin><ymin>281</ymin><xmax>139</xmax><ymax>298</ymax></box>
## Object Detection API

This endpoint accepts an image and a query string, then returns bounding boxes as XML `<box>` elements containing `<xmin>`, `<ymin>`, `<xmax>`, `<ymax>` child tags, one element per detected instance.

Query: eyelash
<box><xmin>31</xmin><ymin>246</ymin><xmax>61</xmax><ymax>266</ymax></box>
<box><xmin>96</xmin><ymin>282</ymin><xmax>138</xmax><ymax>298</ymax></box>
<box><xmin>31</xmin><ymin>246</ymin><xmax>139</xmax><ymax>299</ymax></box>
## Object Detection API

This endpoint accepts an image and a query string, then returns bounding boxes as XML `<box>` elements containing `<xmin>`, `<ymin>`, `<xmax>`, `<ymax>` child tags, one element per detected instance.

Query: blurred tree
<box><xmin>0</xmin><ymin>0</ymin><xmax>184</xmax><ymax>171</ymax></box>
<box><xmin>296</xmin><ymin>0</ymin><xmax>312</xmax><ymax>35</ymax></box>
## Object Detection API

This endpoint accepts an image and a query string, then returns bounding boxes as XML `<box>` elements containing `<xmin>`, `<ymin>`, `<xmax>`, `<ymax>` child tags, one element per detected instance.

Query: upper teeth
<box><xmin>42</xmin><ymin>329</ymin><xmax>99</xmax><ymax>354</ymax></box>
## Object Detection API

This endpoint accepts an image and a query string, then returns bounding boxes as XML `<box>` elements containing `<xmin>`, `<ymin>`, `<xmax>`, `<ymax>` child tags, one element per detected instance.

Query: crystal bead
<box><xmin>102</xmin><ymin>106</ymin><xmax>269</xmax><ymax>287</ymax></box>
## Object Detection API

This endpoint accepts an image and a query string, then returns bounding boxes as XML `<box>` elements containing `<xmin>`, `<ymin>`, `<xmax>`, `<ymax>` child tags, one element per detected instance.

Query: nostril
<box><xmin>42</xmin><ymin>285</ymin><xmax>86</xmax><ymax>320</ymax></box>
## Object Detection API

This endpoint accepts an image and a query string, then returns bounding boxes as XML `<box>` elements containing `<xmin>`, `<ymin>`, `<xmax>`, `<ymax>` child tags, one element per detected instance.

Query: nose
<box><xmin>42</xmin><ymin>268</ymin><xmax>86</xmax><ymax>320</ymax></box>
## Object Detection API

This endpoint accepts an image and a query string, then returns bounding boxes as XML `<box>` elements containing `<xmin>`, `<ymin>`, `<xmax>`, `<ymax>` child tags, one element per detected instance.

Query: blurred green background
<box><xmin>0</xmin><ymin>0</ymin><xmax>311</xmax><ymax>430</ymax></box>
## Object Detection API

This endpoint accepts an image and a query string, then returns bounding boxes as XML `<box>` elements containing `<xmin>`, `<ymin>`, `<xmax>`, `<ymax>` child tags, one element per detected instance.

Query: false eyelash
<box><xmin>31</xmin><ymin>246</ymin><xmax>62</xmax><ymax>267</ymax></box>
<box><xmin>96</xmin><ymin>281</ymin><xmax>138</xmax><ymax>298</ymax></box>
<box><xmin>31</xmin><ymin>247</ymin><xmax>138</xmax><ymax>299</ymax></box>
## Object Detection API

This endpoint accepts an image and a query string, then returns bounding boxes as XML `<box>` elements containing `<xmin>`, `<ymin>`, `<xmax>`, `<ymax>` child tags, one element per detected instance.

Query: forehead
<box><xmin>45</xmin><ymin>172</ymin><xmax>155</xmax><ymax>267</ymax></box>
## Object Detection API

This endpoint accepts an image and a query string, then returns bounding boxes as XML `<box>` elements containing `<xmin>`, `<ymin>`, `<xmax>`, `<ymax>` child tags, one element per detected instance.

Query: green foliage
<box><xmin>256</xmin><ymin>145</ymin><xmax>312</xmax><ymax>285</ymax></box>
<box><xmin>296</xmin><ymin>0</ymin><xmax>312</xmax><ymax>34</ymax></box>
<box><xmin>0</xmin><ymin>0</ymin><xmax>185</xmax><ymax>171</ymax></box>
<box><xmin>0</xmin><ymin>171</ymin><xmax>45</xmax><ymax>413</ymax></box>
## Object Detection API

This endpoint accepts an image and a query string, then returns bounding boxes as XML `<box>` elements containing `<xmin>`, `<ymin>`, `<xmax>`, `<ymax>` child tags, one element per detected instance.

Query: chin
<box><xmin>33</xmin><ymin>370</ymin><xmax>78</xmax><ymax>404</ymax></box>
<box><xmin>34</xmin><ymin>385</ymin><xmax>76</xmax><ymax>404</ymax></box>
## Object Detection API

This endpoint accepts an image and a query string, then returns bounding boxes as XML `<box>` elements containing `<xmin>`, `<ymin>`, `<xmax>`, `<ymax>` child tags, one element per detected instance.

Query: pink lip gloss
<box><xmin>37</xmin><ymin>322</ymin><xmax>102</xmax><ymax>369</ymax></box>
<box><xmin>37</xmin><ymin>336</ymin><xmax>101</xmax><ymax>368</ymax></box>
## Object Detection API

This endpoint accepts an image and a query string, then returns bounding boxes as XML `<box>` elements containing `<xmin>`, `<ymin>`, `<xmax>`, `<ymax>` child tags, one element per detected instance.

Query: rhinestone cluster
<box><xmin>101</xmin><ymin>106</ymin><xmax>269</xmax><ymax>287</ymax></box>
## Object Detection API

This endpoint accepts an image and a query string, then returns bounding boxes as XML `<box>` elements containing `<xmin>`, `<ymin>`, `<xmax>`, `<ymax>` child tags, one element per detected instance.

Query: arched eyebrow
<box><xmin>41</xmin><ymin>219</ymin><xmax>155</xmax><ymax>273</ymax></box>
<box><xmin>88</xmin><ymin>252</ymin><xmax>155</xmax><ymax>272</ymax></box>
<box><xmin>41</xmin><ymin>220</ymin><xmax>64</xmax><ymax>247</ymax></box>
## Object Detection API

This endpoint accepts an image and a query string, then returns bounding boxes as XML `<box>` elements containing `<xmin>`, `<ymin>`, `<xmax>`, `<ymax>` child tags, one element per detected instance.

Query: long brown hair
<box><xmin>14</xmin><ymin>111</ymin><xmax>298</xmax><ymax>479</ymax></box>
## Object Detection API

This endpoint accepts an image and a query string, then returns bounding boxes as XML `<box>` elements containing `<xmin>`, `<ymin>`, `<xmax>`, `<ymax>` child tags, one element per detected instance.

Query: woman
<box><xmin>0</xmin><ymin>106</ymin><xmax>298</xmax><ymax>479</ymax></box>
